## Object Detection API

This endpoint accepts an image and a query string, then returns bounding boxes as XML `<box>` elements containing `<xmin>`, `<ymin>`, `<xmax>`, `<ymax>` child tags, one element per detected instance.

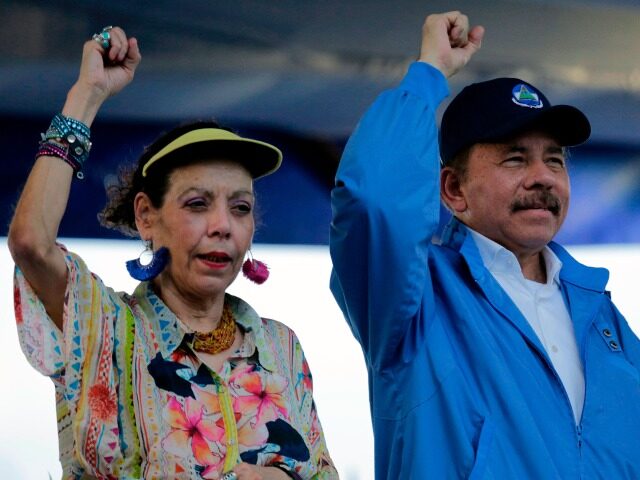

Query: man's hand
<box><xmin>418</xmin><ymin>11</ymin><xmax>484</xmax><ymax>78</ymax></box>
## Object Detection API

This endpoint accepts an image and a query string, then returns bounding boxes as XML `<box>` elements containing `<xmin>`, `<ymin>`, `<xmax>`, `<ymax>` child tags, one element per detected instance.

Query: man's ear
<box><xmin>440</xmin><ymin>167</ymin><xmax>468</xmax><ymax>213</ymax></box>
<box><xmin>133</xmin><ymin>192</ymin><xmax>157</xmax><ymax>240</ymax></box>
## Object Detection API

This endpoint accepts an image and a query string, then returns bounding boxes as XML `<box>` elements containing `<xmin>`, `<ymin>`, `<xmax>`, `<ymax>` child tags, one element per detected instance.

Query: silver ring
<box><xmin>92</xmin><ymin>26</ymin><xmax>113</xmax><ymax>49</ymax></box>
<box><xmin>221</xmin><ymin>472</ymin><xmax>237</xmax><ymax>480</ymax></box>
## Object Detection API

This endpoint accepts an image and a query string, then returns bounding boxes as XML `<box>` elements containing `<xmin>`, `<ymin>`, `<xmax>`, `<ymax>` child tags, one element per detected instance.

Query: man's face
<box><xmin>453</xmin><ymin>130</ymin><xmax>570</xmax><ymax>257</ymax></box>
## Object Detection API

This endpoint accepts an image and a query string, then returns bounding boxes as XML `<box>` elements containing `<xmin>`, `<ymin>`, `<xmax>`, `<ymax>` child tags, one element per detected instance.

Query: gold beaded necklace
<box><xmin>191</xmin><ymin>304</ymin><xmax>237</xmax><ymax>354</ymax></box>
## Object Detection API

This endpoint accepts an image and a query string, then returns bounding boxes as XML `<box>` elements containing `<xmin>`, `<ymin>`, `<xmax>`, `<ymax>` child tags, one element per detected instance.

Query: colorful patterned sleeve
<box><xmin>285</xmin><ymin>326</ymin><xmax>339</xmax><ymax>479</ymax></box>
<box><xmin>14</xmin><ymin>264</ymin><xmax>66</xmax><ymax>378</ymax></box>
<box><xmin>13</xmin><ymin>246</ymin><xmax>138</xmax><ymax>478</ymax></box>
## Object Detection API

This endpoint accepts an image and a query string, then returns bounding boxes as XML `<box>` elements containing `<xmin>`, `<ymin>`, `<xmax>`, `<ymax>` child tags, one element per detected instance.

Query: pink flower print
<box><xmin>229</xmin><ymin>363</ymin><xmax>255</xmax><ymax>383</ymax></box>
<box><xmin>88</xmin><ymin>384</ymin><xmax>117</xmax><ymax>420</ymax></box>
<box><xmin>192</xmin><ymin>384</ymin><xmax>222</xmax><ymax>415</ymax></box>
<box><xmin>14</xmin><ymin>284</ymin><xmax>23</xmax><ymax>325</ymax></box>
<box><xmin>162</xmin><ymin>396</ymin><xmax>225</xmax><ymax>467</ymax></box>
<box><xmin>301</xmin><ymin>358</ymin><xmax>313</xmax><ymax>391</ymax></box>
<box><xmin>236</xmin><ymin>414</ymin><xmax>269</xmax><ymax>448</ymax></box>
<box><xmin>200</xmin><ymin>464</ymin><xmax>220</xmax><ymax>479</ymax></box>
<box><xmin>233</xmin><ymin>371</ymin><xmax>289</xmax><ymax>424</ymax></box>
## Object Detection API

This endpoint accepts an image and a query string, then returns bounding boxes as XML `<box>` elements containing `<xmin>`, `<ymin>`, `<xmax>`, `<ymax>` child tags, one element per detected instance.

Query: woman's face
<box><xmin>142</xmin><ymin>159</ymin><xmax>255</xmax><ymax>301</ymax></box>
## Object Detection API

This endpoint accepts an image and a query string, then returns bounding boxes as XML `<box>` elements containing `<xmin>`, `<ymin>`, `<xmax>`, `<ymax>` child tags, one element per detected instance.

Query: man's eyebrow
<box><xmin>506</xmin><ymin>145</ymin><xmax>527</xmax><ymax>153</ymax></box>
<box><xmin>230</xmin><ymin>189</ymin><xmax>255</xmax><ymax>198</ymax></box>
<box><xmin>546</xmin><ymin>146</ymin><xmax>564</xmax><ymax>155</ymax></box>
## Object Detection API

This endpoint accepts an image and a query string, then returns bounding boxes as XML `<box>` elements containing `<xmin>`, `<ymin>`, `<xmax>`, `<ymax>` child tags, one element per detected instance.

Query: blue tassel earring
<box><xmin>126</xmin><ymin>245</ymin><xmax>170</xmax><ymax>281</ymax></box>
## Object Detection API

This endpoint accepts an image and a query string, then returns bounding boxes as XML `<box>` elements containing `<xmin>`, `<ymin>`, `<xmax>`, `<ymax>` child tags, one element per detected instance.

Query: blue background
<box><xmin>3</xmin><ymin>116</ymin><xmax>639</xmax><ymax>246</ymax></box>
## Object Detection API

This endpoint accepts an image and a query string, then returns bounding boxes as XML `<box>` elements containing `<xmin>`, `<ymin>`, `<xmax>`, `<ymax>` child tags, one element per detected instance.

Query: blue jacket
<box><xmin>330</xmin><ymin>62</ymin><xmax>640</xmax><ymax>479</ymax></box>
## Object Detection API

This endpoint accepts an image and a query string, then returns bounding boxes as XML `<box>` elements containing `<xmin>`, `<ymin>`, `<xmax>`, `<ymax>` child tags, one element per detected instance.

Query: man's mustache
<box><xmin>511</xmin><ymin>191</ymin><xmax>561</xmax><ymax>216</ymax></box>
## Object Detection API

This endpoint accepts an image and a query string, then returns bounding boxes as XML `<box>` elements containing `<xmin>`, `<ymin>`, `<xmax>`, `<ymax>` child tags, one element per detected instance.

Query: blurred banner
<box><xmin>2</xmin><ymin>116</ymin><xmax>639</xmax><ymax>245</ymax></box>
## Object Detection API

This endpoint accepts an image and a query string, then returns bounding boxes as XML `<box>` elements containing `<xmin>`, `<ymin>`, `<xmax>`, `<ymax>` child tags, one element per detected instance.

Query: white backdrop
<box><xmin>1</xmin><ymin>238</ymin><xmax>640</xmax><ymax>479</ymax></box>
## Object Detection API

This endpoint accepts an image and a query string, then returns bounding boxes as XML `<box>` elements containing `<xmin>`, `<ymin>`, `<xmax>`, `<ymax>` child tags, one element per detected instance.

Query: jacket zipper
<box><xmin>576</xmin><ymin>423</ymin><xmax>582</xmax><ymax>450</ymax></box>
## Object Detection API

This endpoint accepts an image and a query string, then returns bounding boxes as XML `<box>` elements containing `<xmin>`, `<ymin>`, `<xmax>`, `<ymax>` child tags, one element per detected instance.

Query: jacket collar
<box><xmin>440</xmin><ymin>217</ymin><xmax>610</xmax><ymax>358</ymax></box>
<box><xmin>548</xmin><ymin>242</ymin><xmax>609</xmax><ymax>293</ymax></box>
<box><xmin>441</xmin><ymin>217</ymin><xmax>609</xmax><ymax>293</ymax></box>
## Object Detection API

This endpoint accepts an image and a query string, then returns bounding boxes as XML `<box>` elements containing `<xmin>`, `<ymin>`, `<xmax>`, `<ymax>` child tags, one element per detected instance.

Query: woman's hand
<box><xmin>230</xmin><ymin>462</ymin><xmax>290</xmax><ymax>480</ymax></box>
<box><xmin>78</xmin><ymin>27</ymin><xmax>141</xmax><ymax>99</ymax></box>
<box><xmin>64</xmin><ymin>26</ymin><xmax>141</xmax><ymax>125</ymax></box>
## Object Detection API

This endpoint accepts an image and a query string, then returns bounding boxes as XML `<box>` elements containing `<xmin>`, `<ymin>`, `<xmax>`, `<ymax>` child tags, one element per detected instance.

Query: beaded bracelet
<box><xmin>37</xmin><ymin>139</ymin><xmax>84</xmax><ymax>176</ymax></box>
<box><xmin>47</xmin><ymin>113</ymin><xmax>90</xmax><ymax>138</ymax></box>
<box><xmin>37</xmin><ymin>113</ymin><xmax>92</xmax><ymax>179</ymax></box>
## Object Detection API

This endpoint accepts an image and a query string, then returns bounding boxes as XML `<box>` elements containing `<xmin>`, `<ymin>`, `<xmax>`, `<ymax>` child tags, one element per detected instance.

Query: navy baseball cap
<box><xmin>439</xmin><ymin>77</ymin><xmax>591</xmax><ymax>164</ymax></box>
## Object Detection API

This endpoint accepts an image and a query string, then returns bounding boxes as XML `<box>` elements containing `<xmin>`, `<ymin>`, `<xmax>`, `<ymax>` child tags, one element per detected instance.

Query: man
<box><xmin>330</xmin><ymin>11</ymin><xmax>640</xmax><ymax>479</ymax></box>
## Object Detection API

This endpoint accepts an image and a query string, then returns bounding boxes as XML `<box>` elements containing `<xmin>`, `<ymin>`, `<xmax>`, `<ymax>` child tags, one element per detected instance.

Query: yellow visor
<box><xmin>141</xmin><ymin>128</ymin><xmax>283</xmax><ymax>179</ymax></box>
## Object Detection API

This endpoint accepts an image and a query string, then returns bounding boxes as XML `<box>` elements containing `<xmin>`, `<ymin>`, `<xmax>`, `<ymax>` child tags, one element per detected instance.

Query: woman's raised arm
<box><xmin>8</xmin><ymin>27</ymin><xmax>141</xmax><ymax>330</ymax></box>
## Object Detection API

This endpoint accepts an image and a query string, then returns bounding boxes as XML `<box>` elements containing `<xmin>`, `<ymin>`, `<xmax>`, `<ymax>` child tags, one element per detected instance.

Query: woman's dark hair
<box><xmin>99</xmin><ymin>120</ymin><xmax>237</xmax><ymax>237</ymax></box>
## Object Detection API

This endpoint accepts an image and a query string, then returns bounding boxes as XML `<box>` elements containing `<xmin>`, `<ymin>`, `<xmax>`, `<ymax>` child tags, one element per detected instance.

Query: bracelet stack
<box><xmin>37</xmin><ymin>113</ymin><xmax>92</xmax><ymax>179</ymax></box>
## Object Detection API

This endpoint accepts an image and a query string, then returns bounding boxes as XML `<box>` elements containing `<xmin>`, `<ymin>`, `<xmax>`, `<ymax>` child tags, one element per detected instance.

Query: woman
<box><xmin>9</xmin><ymin>27</ymin><xmax>337</xmax><ymax>480</ymax></box>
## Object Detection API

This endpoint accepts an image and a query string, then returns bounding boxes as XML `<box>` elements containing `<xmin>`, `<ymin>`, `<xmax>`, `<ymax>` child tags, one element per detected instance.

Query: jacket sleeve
<box><xmin>329</xmin><ymin>62</ymin><xmax>449</xmax><ymax>371</ymax></box>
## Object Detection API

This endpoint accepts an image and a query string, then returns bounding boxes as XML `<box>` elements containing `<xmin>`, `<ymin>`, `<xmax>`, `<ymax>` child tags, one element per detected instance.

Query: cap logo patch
<box><xmin>511</xmin><ymin>84</ymin><xmax>544</xmax><ymax>109</ymax></box>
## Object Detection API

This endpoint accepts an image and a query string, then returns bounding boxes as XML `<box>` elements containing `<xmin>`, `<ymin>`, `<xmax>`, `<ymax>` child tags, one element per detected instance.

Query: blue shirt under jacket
<box><xmin>329</xmin><ymin>62</ymin><xmax>640</xmax><ymax>479</ymax></box>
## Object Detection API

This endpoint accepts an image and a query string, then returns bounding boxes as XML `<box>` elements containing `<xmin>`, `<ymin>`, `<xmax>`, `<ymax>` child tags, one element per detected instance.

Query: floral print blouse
<box><xmin>14</xmin><ymin>247</ymin><xmax>337</xmax><ymax>479</ymax></box>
